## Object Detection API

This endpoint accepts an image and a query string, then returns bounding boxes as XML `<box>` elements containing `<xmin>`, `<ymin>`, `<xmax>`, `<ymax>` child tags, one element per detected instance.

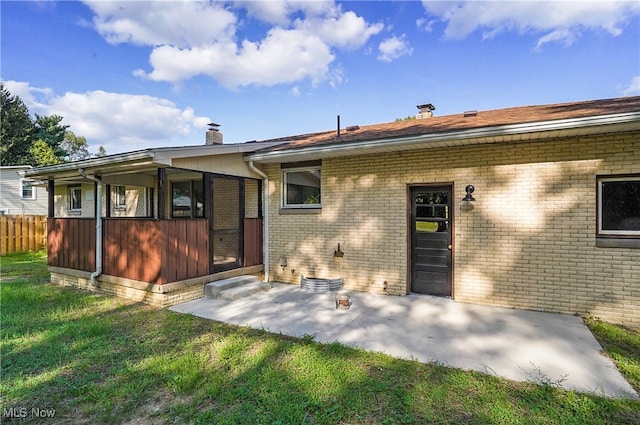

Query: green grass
<box><xmin>585</xmin><ymin>317</ymin><xmax>640</xmax><ymax>394</ymax></box>
<box><xmin>2</xmin><ymin>250</ymin><xmax>640</xmax><ymax>424</ymax></box>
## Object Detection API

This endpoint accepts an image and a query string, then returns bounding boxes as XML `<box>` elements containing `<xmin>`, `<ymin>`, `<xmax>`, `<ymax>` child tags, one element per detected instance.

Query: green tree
<box><xmin>62</xmin><ymin>131</ymin><xmax>90</xmax><ymax>161</ymax></box>
<box><xmin>0</xmin><ymin>82</ymin><xmax>34</xmax><ymax>165</ymax></box>
<box><xmin>33</xmin><ymin>114</ymin><xmax>68</xmax><ymax>162</ymax></box>
<box><xmin>96</xmin><ymin>146</ymin><xmax>107</xmax><ymax>157</ymax></box>
<box><xmin>30</xmin><ymin>139</ymin><xmax>62</xmax><ymax>166</ymax></box>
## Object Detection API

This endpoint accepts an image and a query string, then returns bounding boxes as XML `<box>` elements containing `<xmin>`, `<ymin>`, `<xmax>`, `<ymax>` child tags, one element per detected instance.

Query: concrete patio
<box><xmin>170</xmin><ymin>282</ymin><xmax>638</xmax><ymax>399</ymax></box>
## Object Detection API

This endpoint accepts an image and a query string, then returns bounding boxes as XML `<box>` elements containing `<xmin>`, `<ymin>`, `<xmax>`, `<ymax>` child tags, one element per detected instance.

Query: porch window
<box><xmin>21</xmin><ymin>179</ymin><xmax>35</xmax><ymax>200</ymax></box>
<box><xmin>114</xmin><ymin>185</ymin><xmax>126</xmax><ymax>209</ymax></box>
<box><xmin>597</xmin><ymin>175</ymin><xmax>640</xmax><ymax>248</ymax></box>
<box><xmin>68</xmin><ymin>186</ymin><xmax>82</xmax><ymax>211</ymax></box>
<box><xmin>172</xmin><ymin>180</ymin><xmax>204</xmax><ymax>218</ymax></box>
<box><xmin>282</xmin><ymin>166</ymin><xmax>321</xmax><ymax>209</ymax></box>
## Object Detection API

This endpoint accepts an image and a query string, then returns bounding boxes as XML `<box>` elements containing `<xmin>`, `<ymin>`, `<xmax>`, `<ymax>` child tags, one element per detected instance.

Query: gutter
<box><xmin>23</xmin><ymin>151</ymin><xmax>155</xmax><ymax>178</ymax></box>
<box><xmin>247</xmin><ymin>161</ymin><xmax>269</xmax><ymax>283</ymax></box>
<box><xmin>78</xmin><ymin>169</ymin><xmax>102</xmax><ymax>286</ymax></box>
<box><xmin>246</xmin><ymin>111</ymin><xmax>640</xmax><ymax>163</ymax></box>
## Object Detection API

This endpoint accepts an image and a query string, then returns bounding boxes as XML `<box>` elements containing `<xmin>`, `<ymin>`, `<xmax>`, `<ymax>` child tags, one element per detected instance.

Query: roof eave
<box><xmin>23</xmin><ymin>151</ymin><xmax>156</xmax><ymax>179</ymax></box>
<box><xmin>246</xmin><ymin>112</ymin><xmax>640</xmax><ymax>164</ymax></box>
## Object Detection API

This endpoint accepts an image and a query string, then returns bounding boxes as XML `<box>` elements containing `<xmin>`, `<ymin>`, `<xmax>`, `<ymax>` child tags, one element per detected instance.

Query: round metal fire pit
<box><xmin>300</xmin><ymin>276</ymin><xmax>343</xmax><ymax>293</ymax></box>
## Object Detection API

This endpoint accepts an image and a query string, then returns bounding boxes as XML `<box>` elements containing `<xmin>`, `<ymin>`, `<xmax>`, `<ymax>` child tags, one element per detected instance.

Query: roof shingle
<box><xmin>256</xmin><ymin>96</ymin><xmax>640</xmax><ymax>153</ymax></box>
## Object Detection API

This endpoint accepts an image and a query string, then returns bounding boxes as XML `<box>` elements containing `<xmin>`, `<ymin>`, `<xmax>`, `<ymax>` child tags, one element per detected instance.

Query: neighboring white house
<box><xmin>0</xmin><ymin>166</ymin><xmax>48</xmax><ymax>215</ymax></box>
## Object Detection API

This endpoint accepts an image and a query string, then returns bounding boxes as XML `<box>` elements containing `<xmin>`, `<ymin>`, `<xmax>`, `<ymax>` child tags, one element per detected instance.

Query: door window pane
<box><xmin>415</xmin><ymin>191</ymin><xmax>448</xmax><ymax>232</ymax></box>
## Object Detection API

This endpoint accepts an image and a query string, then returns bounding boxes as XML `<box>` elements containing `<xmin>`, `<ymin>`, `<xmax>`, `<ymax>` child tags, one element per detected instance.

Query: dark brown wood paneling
<box><xmin>243</xmin><ymin>218</ymin><xmax>263</xmax><ymax>267</ymax></box>
<box><xmin>47</xmin><ymin>218</ymin><xmax>96</xmax><ymax>272</ymax></box>
<box><xmin>50</xmin><ymin>218</ymin><xmax>209</xmax><ymax>284</ymax></box>
<box><xmin>187</xmin><ymin>219</ymin><xmax>198</xmax><ymax>278</ymax></box>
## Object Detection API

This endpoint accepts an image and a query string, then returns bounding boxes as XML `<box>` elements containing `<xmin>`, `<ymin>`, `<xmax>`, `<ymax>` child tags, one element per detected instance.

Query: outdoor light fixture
<box><xmin>279</xmin><ymin>255</ymin><xmax>287</xmax><ymax>270</ymax></box>
<box><xmin>462</xmin><ymin>185</ymin><xmax>476</xmax><ymax>202</ymax></box>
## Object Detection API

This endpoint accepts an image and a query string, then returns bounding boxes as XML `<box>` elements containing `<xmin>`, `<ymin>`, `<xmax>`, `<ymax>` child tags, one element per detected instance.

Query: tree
<box><xmin>0</xmin><ymin>81</ymin><xmax>95</xmax><ymax>167</ymax></box>
<box><xmin>33</xmin><ymin>114</ymin><xmax>68</xmax><ymax>162</ymax></box>
<box><xmin>62</xmin><ymin>131</ymin><xmax>91</xmax><ymax>161</ymax></box>
<box><xmin>0</xmin><ymin>82</ymin><xmax>34</xmax><ymax>165</ymax></box>
<box><xmin>30</xmin><ymin>139</ymin><xmax>62</xmax><ymax>167</ymax></box>
<box><xmin>1</xmin><ymin>83</ymin><xmax>91</xmax><ymax>166</ymax></box>
<box><xmin>96</xmin><ymin>146</ymin><xmax>107</xmax><ymax>157</ymax></box>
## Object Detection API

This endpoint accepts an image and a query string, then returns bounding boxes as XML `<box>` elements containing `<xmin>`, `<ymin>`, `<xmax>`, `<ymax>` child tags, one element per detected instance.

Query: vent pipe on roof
<box><xmin>336</xmin><ymin>115</ymin><xmax>341</xmax><ymax>138</ymax></box>
<box><xmin>206</xmin><ymin>122</ymin><xmax>223</xmax><ymax>145</ymax></box>
<box><xmin>416</xmin><ymin>103</ymin><xmax>435</xmax><ymax>119</ymax></box>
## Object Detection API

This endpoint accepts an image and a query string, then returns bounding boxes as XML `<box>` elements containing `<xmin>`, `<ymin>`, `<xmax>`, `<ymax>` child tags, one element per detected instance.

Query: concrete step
<box><xmin>218</xmin><ymin>281</ymin><xmax>271</xmax><ymax>301</ymax></box>
<box><xmin>204</xmin><ymin>275</ymin><xmax>267</xmax><ymax>299</ymax></box>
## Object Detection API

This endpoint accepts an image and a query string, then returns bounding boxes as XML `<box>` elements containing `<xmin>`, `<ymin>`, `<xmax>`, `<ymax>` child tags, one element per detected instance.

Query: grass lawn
<box><xmin>2</xmin><ymin>250</ymin><xmax>639</xmax><ymax>424</ymax></box>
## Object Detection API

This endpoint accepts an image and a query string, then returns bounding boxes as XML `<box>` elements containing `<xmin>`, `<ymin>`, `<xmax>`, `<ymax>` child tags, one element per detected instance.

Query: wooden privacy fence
<box><xmin>0</xmin><ymin>215</ymin><xmax>48</xmax><ymax>255</ymax></box>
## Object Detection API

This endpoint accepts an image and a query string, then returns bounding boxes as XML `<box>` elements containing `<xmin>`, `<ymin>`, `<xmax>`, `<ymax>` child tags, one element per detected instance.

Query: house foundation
<box><xmin>49</xmin><ymin>265</ymin><xmax>264</xmax><ymax>307</ymax></box>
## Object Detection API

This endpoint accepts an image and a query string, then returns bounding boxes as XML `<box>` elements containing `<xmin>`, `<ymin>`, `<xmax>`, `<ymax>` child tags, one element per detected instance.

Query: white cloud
<box><xmin>622</xmin><ymin>75</ymin><xmax>640</xmax><ymax>96</ymax></box>
<box><xmin>416</xmin><ymin>17</ymin><xmax>436</xmax><ymax>33</ymax></box>
<box><xmin>295</xmin><ymin>9</ymin><xmax>384</xmax><ymax>50</ymax></box>
<box><xmin>421</xmin><ymin>0</ymin><xmax>640</xmax><ymax>48</ymax></box>
<box><xmin>377</xmin><ymin>35</ymin><xmax>413</xmax><ymax>62</ymax></box>
<box><xmin>138</xmin><ymin>28</ymin><xmax>334</xmax><ymax>89</ymax></box>
<box><xmin>82</xmin><ymin>0</ymin><xmax>382</xmax><ymax>89</ymax></box>
<box><xmin>5</xmin><ymin>81</ymin><xmax>210</xmax><ymax>154</ymax></box>
<box><xmin>85</xmin><ymin>0</ymin><xmax>237</xmax><ymax>48</ymax></box>
<box><xmin>238</xmin><ymin>0</ymin><xmax>302</xmax><ymax>25</ymax></box>
<box><xmin>3</xmin><ymin>81</ymin><xmax>53</xmax><ymax>113</ymax></box>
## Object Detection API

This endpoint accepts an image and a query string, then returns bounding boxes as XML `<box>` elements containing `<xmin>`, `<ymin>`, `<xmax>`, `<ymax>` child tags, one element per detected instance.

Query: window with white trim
<box><xmin>69</xmin><ymin>186</ymin><xmax>82</xmax><ymax>211</ymax></box>
<box><xmin>282</xmin><ymin>166</ymin><xmax>321</xmax><ymax>208</ymax></box>
<box><xmin>21</xmin><ymin>179</ymin><xmax>35</xmax><ymax>200</ymax></box>
<box><xmin>597</xmin><ymin>175</ymin><xmax>640</xmax><ymax>244</ymax></box>
<box><xmin>114</xmin><ymin>185</ymin><xmax>126</xmax><ymax>208</ymax></box>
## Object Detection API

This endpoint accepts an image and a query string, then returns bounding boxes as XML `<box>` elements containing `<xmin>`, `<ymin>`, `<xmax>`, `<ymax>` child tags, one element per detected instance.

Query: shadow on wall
<box><xmin>456</xmin><ymin>138</ymin><xmax>638</xmax><ymax>324</ymax></box>
<box><xmin>268</xmin><ymin>136</ymin><xmax>639</xmax><ymax>325</ymax></box>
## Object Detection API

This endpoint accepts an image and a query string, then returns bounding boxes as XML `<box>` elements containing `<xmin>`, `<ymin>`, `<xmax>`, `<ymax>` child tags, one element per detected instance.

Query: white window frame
<box><xmin>68</xmin><ymin>186</ymin><xmax>82</xmax><ymax>211</ymax></box>
<box><xmin>114</xmin><ymin>185</ymin><xmax>127</xmax><ymax>209</ymax></box>
<box><xmin>597</xmin><ymin>175</ymin><xmax>640</xmax><ymax>237</ymax></box>
<box><xmin>282</xmin><ymin>166</ymin><xmax>322</xmax><ymax>209</ymax></box>
<box><xmin>21</xmin><ymin>179</ymin><xmax>36</xmax><ymax>200</ymax></box>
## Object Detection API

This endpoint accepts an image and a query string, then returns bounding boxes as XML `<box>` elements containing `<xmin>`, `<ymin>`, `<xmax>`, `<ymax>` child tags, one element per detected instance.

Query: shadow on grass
<box><xmin>2</xmin><ymin>260</ymin><xmax>639</xmax><ymax>424</ymax></box>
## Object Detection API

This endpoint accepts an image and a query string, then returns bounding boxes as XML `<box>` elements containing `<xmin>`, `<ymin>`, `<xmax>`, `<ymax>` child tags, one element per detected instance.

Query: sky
<box><xmin>2</xmin><ymin>1</ymin><xmax>639</xmax><ymax>156</ymax></box>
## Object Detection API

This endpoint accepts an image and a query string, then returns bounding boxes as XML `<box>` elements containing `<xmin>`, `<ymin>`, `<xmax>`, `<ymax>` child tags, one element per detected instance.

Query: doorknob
<box><xmin>448</xmin><ymin>245</ymin><xmax>452</xmax><ymax>250</ymax></box>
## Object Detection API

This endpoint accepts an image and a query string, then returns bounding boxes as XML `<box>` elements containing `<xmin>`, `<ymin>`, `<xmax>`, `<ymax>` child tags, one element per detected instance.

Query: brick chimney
<box><xmin>416</xmin><ymin>103</ymin><xmax>435</xmax><ymax>119</ymax></box>
<box><xmin>205</xmin><ymin>122</ymin><xmax>223</xmax><ymax>145</ymax></box>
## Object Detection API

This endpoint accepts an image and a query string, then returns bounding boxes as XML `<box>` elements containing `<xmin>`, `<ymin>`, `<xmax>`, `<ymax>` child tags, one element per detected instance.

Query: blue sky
<box><xmin>2</xmin><ymin>1</ymin><xmax>639</xmax><ymax>155</ymax></box>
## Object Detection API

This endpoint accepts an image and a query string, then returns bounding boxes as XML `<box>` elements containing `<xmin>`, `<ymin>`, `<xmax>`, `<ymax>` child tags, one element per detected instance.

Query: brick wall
<box><xmin>54</xmin><ymin>183</ymin><xmax>96</xmax><ymax>217</ymax></box>
<box><xmin>50</xmin><ymin>271</ymin><xmax>204</xmax><ymax>307</ymax></box>
<box><xmin>263</xmin><ymin>132</ymin><xmax>640</xmax><ymax>326</ymax></box>
<box><xmin>245</xmin><ymin>179</ymin><xmax>260</xmax><ymax>219</ymax></box>
<box><xmin>54</xmin><ymin>184</ymin><xmax>148</xmax><ymax>218</ymax></box>
<box><xmin>212</xmin><ymin>177</ymin><xmax>240</xmax><ymax>264</ymax></box>
<box><xmin>110</xmin><ymin>186</ymin><xmax>147</xmax><ymax>217</ymax></box>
